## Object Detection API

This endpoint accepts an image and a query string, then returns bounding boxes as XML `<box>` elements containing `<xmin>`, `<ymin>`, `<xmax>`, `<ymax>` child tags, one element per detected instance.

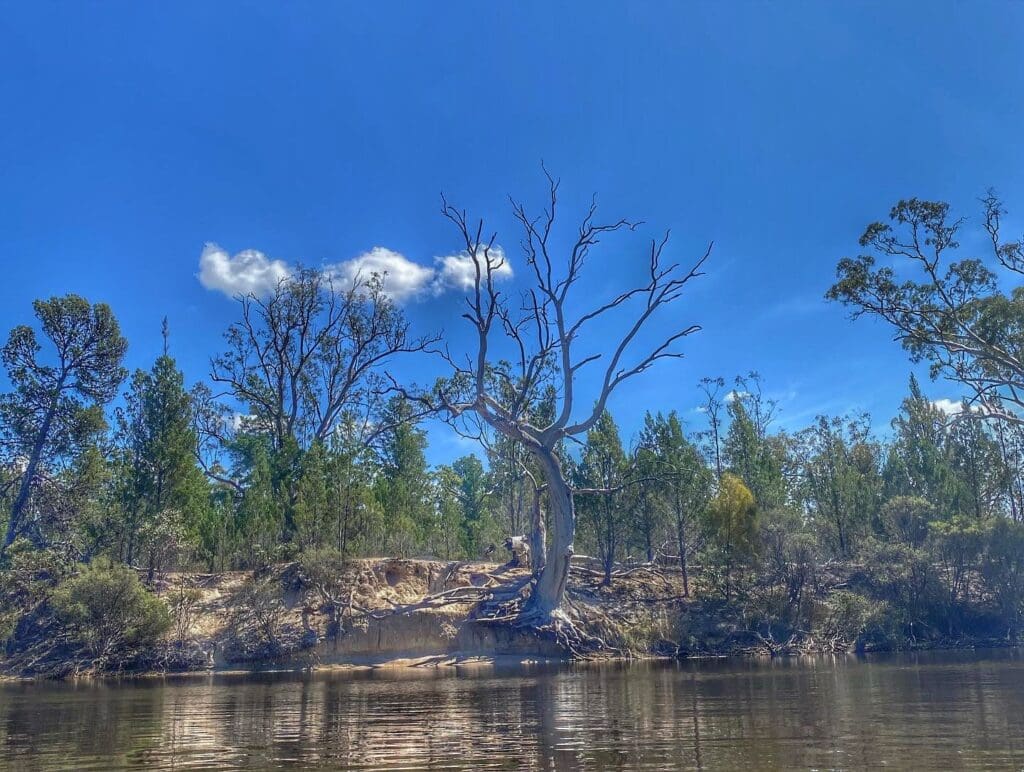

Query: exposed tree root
<box><xmin>469</xmin><ymin>577</ymin><xmax>622</xmax><ymax>659</ymax></box>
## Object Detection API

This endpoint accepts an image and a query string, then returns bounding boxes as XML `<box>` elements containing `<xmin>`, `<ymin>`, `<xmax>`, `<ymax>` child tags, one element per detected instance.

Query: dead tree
<box><xmin>413</xmin><ymin>171</ymin><xmax>710</xmax><ymax>622</ymax></box>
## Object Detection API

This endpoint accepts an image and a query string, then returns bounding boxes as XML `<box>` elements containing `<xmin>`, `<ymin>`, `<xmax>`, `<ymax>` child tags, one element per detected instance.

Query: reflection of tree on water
<box><xmin>2</xmin><ymin>655</ymin><xmax>1024</xmax><ymax>769</ymax></box>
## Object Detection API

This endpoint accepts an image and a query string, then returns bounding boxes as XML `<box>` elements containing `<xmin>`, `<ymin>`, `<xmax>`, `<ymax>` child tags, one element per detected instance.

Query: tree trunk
<box><xmin>676</xmin><ymin>510</ymin><xmax>689</xmax><ymax>597</ymax></box>
<box><xmin>5</xmin><ymin>392</ymin><xmax>61</xmax><ymax>550</ymax></box>
<box><xmin>529</xmin><ymin>485</ymin><xmax>546</xmax><ymax>577</ymax></box>
<box><xmin>525</xmin><ymin>447</ymin><xmax>573</xmax><ymax>617</ymax></box>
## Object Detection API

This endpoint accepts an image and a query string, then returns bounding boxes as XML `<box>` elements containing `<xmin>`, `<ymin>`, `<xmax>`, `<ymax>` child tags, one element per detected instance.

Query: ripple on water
<box><xmin>1</xmin><ymin>652</ymin><xmax>1023</xmax><ymax>770</ymax></box>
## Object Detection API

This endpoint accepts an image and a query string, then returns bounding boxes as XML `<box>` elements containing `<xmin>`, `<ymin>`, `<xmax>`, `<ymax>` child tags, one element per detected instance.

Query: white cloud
<box><xmin>433</xmin><ymin>246</ymin><xmax>513</xmax><ymax>292</ymax></box>
<box><xmin>230</xmin><ymin>412</ymin><xmax>256</xmax><ymax>432</ymax></box>
<box><xmin>198</xmin><ymin>243</ymin><xmax>291</xmax><ymax>297</ymax></box>
<box><xmin>932</xmin><ymin>398</ymin><xmax>972</xmax><ymax>416</ymax></box>
<box><xmin>199</xmin><ymin>242</ymin><xmax>513</xmax><ymax>304</ymax></box>
<box><xmin>725</xmin><ymin>390</ymin><xmax>750</xmax><ymax>403</ymax></box>
<box><xmin>327</xmin><ymin>247</ymin><xmax>436</xmax><ymax>303</ymax></box>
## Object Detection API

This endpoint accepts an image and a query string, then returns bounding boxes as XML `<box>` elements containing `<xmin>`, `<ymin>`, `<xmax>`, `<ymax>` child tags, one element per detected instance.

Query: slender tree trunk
<box><xmin>676</xmin><ymin>509</ymin><xmax>689</xmax><ymax>597</ymax></box>
<box><xmin>526</xmin><ymin>448</ymin><xmax>573</xmax><ymax>617</ymax></box>
<box><xmin>6</xmin><ymin>391</ymin><xmax>61</xmax><ymax>550</ymax></box>
<box><xmin>644</xmin><ymin>513</ymin><xmax>654</xmax><ymax>564</ymax></box>
<box><xmin>529</xmin><ymin>485</ymin><xmax>546</xmax><ymax>578</ymax></box>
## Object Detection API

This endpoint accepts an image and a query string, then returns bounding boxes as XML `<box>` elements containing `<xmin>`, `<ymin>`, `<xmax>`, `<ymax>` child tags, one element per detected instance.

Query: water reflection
<box><xmin>1</xmin><ymin>651</ymin><xmax>1023</xmax><ymax>770</ymax></box>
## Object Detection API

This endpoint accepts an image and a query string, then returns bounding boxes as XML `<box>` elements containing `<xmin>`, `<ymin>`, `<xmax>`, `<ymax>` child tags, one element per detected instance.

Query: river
<box><xmin>1</xmin><ymin>650</ymin><xmax>1022</xmax><ymax>770</ymax></box>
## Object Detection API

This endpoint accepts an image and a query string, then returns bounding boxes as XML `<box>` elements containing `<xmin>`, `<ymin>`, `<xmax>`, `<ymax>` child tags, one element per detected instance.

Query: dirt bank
<box><xmin>6</xmin><ymin>555</ymin><xmax>1011</xmax><ymax>680</ymax></box>
<box><xmin>3</xmin><ymin>556</ymin><xmax>694</xmax><ymax>678</ymax></box>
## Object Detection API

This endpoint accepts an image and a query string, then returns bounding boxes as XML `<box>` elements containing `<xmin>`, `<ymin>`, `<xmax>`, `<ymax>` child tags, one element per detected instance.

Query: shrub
<box><xmin>299</xmin><ymin>548</ymin><xmax>348</xmax><ymax>635</ymax></box>
<box><xmin>230</xmin><ymin>576</ymin><xmax>286</xmax><ymax>650</ymax></box>
<box><xmin>51</xmin><ymin>558</ymin><xmax>170</xmax><ymax>658</ymax></box>
<box><xmin>981</xmin><ymin>519</ymin><xmax>1024</xmax><ymax>638</ymax></box>
<box><xmin>815</xmin><ymin>590</ymin><xmax>877</xmax><ymax>644</ymax></box>
<box><xmin>168</xmin><ymin>583</ymin><xmax>203</xmax><ymax>644</ymax></box>
<box><xmin>0</xmin><ymin>539</ymin><xmax>70</xmax><ymax>643</ymax></box>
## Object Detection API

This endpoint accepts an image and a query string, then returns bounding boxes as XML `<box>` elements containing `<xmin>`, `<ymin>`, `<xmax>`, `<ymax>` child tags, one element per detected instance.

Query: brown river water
<box><xmin>0</xmin><ymin>650</ymin><xmax>1022</xmax><ymax>770</ymax></box>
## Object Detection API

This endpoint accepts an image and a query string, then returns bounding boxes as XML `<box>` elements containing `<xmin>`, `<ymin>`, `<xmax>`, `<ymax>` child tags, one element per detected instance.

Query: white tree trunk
<box><xmin>529</xmin><ymin>485</ymin><xmax>546</xmax><ymax>578</ymax></box>
<box><xmin>526</xmin><ymin>448</ymin><xmax>573</xmax><ymax>616</ymax></box>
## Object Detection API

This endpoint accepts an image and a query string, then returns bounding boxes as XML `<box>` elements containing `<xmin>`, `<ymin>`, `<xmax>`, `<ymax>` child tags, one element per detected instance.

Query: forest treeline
<box><xmin>2</xmin><ymin>189</ymin><xmax>1024</xmax><ymax>662</ymax></box>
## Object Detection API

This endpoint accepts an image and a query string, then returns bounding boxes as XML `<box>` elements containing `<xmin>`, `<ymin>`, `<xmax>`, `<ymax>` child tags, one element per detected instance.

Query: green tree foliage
<box><xmin>828</xmin><ymin>194</ymin><xmax>1024</xmax><ymax>424</ymax></box>
<box><xmin>884</xmin><ymin>376</ymin><xmax>961</xmax><ymax>512</ymax></box>
<box><xmin>797</xmin><ymin>414</ymin><xmax>882</xmax><ymax>558</ymax></box>
<box><xmin>234</xmin><ymin>439</ymin><xmax>281</xmax><ymax>567</ymax></box>
<box><xmin>430</xmin><ymin>455</ymin><xmax>496</xmax><ymax>560</ymax></box>
<box><xmin>110</xmin><ymin>338</ymin><xmax>210</xmax><ymax>574</ymax></box>
<box><xmin>637</xmin><ymin>411</ymin><xmax>711</xmax><ymax>595</ymax></box>
<box><xmin>487</xmin><ymin>430</ymin><xmax>531</xmax><ymax>539</ymax></box>
<box><xmin>373</xmin><ymin>397</ymin><xmax>432</xmax><ymax>555</ymax></box>
<box><xmin>630</xmin><ymin>440</ymin><xmax>668</xmax><ymax>565</ymax></box>
<box><xmin>884</xmin><ymin>377</ymin><xmax>1008</xmax><ymax>522</ymax></box>
<box><xmin>450</xmin><ymin>454</ymin><xmax>494</xmax><ymax>558</ymax></box>
<box><xmin>706</xmin><ymin>472</ymin><xmax>758</xmax><ymax>600</ymax></box>
<box><xmin>723</xmin><ymin>399</ymin><xmax>787</xmax><ymax>511</ymax></box>
<box><xmin>0</xmin><ymin>538</ymin><xmax>71</xmax><ymax>643</ymax></box>
<box><xmin>946</xmin><ymin>407</ymin><xmax>1008</xmax><ymax>519</ymax></box>
<box><xmin>575</xmin><ymin>410</ymin><xmax>630</xmax><ymax>585</ymax></box>
<box><xmin>293</xmin><ymin>440</ymin><xmax>329</xmax><ymax>550</ymax></box>
<box><xmin>433</xmin><ymin>466</ymin><xmax>466</xmax><ymax>560</ymax></box>
<box><xmin>211</xmin><ymin>270</ymin><xmax>433</xmax><ymax>450</ymax></box>
<box><xmin>928</xmin><ymin>515</ymin><xmax>986</xmax><ymax>610</ymax></box>
<box><xmin>879</xmin><ymin>495</ymin><xmax>934</xmax><ymax>547</ymax></box>
<box><xmin>4</xmin><ymin>279</ymin><xmax>1024</xmax><ymax>659</ymax></box>
<box><xmin>51</xmin><ymin>558</ymin><xmax>170</xmax><ymax>658</ymax></box>
<box><xmin>980</xmin><ymin>519</ymin><xmax>1024</xmax><ymax>638</ymax></box>
<box><xmin>324</xmin><ymin>431</ymin><xmax>380</xmax><ymax>557</ymax></box>
<box><xmin>1</xmin><ymin>295</ymin><xmax>128</xmax><ymax>550</ymax></box>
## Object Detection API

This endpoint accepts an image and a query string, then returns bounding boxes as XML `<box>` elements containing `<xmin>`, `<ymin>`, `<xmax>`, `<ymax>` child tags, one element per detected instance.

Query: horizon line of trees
<box><xmin>2</xmin><ymin>186</ymin><xmax>1024</xmax><ymax>645</ymax></box>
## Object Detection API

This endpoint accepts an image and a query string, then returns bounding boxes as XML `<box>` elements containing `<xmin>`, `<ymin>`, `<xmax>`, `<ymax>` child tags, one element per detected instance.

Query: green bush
<box><xmin>51</xmin><ymin>558</ymin><xmax>170</xmax><ymax>657</ymax></box>
<box><xmin>815</xmin><ymin>590</ymin><xmax>877</xmax><ymax>644</ymax></box>
<box><xmin>298</xmin><ymin>548</ymin><xmax>348</xmax><ymax>634</ymax></box>
<box><xmin>229</xmin><ymin>576</ymin><xmax>286</xmax><ymax>650</ymax></box>
<box><xmin>981</xmin><ymin>519</ymin><xmax>1024</xmax><ymax>637</ymax></box>
<box><xmin>0</xmin><ymin>539</ymin><xmax>70</xmax><ymax>643</ymax></box>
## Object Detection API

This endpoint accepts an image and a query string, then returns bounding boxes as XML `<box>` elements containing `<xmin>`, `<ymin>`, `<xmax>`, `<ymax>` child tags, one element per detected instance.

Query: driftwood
<box><xmin>570</xmin><ymin>562</ymin><xmax>677</xmax><ymax>580</ymax></box>
<box><xmin>347</xmin><ymin>576</ymin><xmax>534</xmax><ymax>622</ymax></box>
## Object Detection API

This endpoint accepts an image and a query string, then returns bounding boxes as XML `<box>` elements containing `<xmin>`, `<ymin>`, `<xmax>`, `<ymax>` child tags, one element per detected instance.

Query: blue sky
<box><xmin>1</xmin><ymin>2</ymin><xmax>1022</xmax><ymax>463</ymax></box>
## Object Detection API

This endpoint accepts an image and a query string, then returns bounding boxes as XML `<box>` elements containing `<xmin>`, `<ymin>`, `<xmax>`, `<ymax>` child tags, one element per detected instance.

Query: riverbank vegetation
<box><xmin>2</xmin><ymin>188</ymin><xmax>1024</xmax><ymax>675</ymax></box>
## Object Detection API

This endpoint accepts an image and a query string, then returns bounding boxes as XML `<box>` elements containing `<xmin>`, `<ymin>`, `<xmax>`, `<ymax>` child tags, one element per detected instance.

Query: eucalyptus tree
<box><xmin>212</xmin><ymin>269</ymin><xmax>436</xmax><ymax>452</ymax></box>
<box><xmin>697</xmin><ymin>377</ymin><xmax>726</xmax><ymax>480</ymax></box>
<box><xmin>796</xmin><ymin>413</ymin><xmax>882</xmax><ymax>558</ymax></box>
<box><xmin>884</xmin><ymin>376</ymin><xmax>960</xmax><ymax>513</ymax></box>
<box><xmin>0</xmin><ymin>295</ymin><xmax>127</xmax><ymax>550</ymax></box>
<box><xmin>482</xmin><ymin>381</ymin><xmax>559</xmax><ymax>575</ymax></box>
<box><xmin>946</xmin><ymin>405</ymin><xmax>1008</xmax><ymax>519</ymax></box>
<box><xmin>414</xmin><ymin>171</ymin><xmax>711</xmax><ymax>619</ymax></box>
<box><xmin>207</xmin><ymin>267</ymin><xmax>437</xmax><ymax>543</ymax></box>
<box><xmin>828</xmin><ymin>193</ymin><xmax>1024</xmax><ymax>425</ymax></box>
